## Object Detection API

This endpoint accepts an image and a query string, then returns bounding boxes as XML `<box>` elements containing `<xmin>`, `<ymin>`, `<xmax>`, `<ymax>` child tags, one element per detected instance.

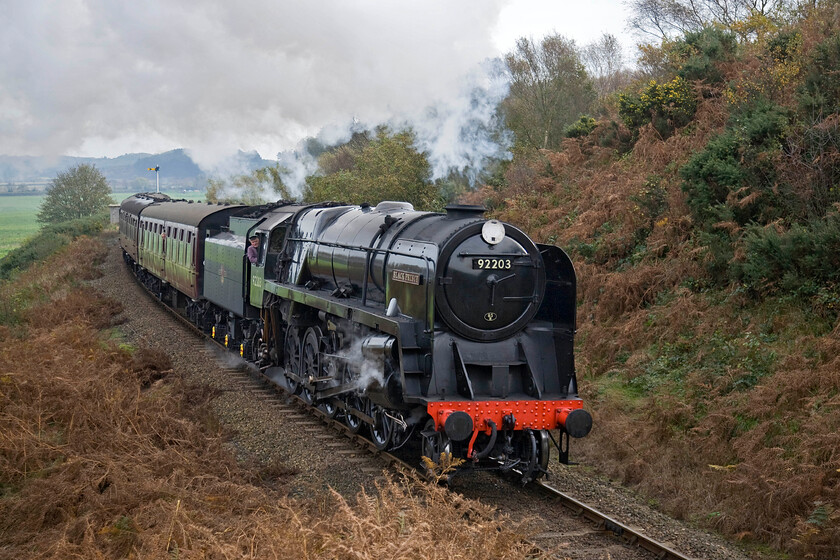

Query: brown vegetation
<box><xmin>0</xmin><ymin>238</ymin><xmax>539</xmax><ymax>559</ymax></box>
<box><xmin>467</xmin><ymin>15</ymin><xmax>840</xmax><ymax>554</ymax></box>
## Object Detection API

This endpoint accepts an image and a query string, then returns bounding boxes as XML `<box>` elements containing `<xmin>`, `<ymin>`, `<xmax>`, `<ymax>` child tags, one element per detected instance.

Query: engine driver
<box><xmin>247</xmin><ymin>235</ymin><xmax>260</xmax><ymax>264</ymax></box>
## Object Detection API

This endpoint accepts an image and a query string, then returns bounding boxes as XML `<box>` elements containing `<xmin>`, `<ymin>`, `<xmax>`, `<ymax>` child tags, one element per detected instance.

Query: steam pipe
<box><xmin>473</xmin><ymin>420</ymin><xmax>497</xmax><ymax>460</ymax></box>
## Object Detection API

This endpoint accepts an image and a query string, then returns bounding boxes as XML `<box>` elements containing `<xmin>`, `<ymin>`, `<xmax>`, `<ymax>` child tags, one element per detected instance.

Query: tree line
<box><xmin>36</xmin><ymin>0</ymin><xmax>813</xmax><ymax>222</ymax></box>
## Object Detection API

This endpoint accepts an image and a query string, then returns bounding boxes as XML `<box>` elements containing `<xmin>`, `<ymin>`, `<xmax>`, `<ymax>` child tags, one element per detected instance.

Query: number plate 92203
<box><xmin>472</xmin><ymin>257</ymin><xmax>512</xmax><ymax>270</ymax></box>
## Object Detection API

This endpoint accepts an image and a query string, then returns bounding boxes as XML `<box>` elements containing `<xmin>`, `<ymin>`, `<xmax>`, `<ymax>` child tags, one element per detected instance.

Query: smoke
<box><xmin>1</xmin><ymin>0</ymin><xmax>510</xmax><ymax>184</ymax></box>
<box><xmin>275</xmin><ymin>58</ymin><xmax>512</xmax><ymax>194</ymax></box>
<box><xmin>275</xmin><ymin>148</ymin><xmax>321</xmax><ymax>197</ymax></box>
<box><xmin>403</xmin><ymin>58</ymin><xmax>512</xmax><ymax>184</ymax></box>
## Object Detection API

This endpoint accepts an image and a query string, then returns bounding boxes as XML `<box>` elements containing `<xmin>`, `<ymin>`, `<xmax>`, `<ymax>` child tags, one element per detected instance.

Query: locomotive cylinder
<box><xmin>360</xmin><ymin>333</ymin><xmax>395</xmax><ymax>361</ymax></box>
<box><xmin>359</xmin><ymin>334</ymin><xmax>404</xmax><ymax>409</ymax></box>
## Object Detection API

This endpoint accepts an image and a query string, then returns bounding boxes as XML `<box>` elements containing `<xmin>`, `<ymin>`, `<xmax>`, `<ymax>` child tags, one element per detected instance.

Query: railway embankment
<box><xmin>0</xmin><ymin>229</ymin><xmax>762</xmax><ymax>559</ymax></box>
<box><xmin>0</xmin><ymin>233</ymin><xmax>537</xmax><ymax>559</ymax></box>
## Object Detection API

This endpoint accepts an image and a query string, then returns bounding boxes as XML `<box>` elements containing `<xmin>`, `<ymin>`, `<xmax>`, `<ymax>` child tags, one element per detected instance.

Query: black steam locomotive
<box><xmin>118</xmin><ymin>193</ymin><xmax>591</xmax><ymax>482</ymax></box>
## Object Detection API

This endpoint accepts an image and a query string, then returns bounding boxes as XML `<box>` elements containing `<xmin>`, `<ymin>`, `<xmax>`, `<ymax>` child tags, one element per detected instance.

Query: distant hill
<box><xmin>0</xmin><ymin>149</ymin><xmax>275</xmax><ymax>193</ymax></box>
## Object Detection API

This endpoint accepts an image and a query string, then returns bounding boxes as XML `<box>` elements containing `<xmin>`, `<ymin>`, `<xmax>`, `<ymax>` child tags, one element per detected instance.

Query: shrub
<box><xmin>784</xmin><ymin>114</ymin><xmax>840</xmax><ymax>220</ymax></box>
<box><xmin>618</xmin><ymin>76</ymin><xmax>697</xmax><ymax>139</ymax></box>
<box><xmin>679</xmin><ymin>130</ymin><xmax>746</xmax><ymax>224</ymax></box>
<box><xmin>619</xmin><ymin>27</ymin><xmax>736</xmax><ymax>140</ymax></box>
<box><xmin>676</xmin><ymin>27</ymin><xmax>738</xmax><ymax>85</ymax></box>
<box><xmin>732</xmin><ymin>98</ymin><xmax>790</xmax><ymax>150</ymax></box>
<box><xmin>767</xmin><ymin>30</ymin><xmax>802</xmax><ymax>64</ymax></box>
<box><xmin>734</xmin><ymin>215</ymin><xmax>840</xmax><ymax>304</ymax></box>
<box><xmin>696</xmin><ymin>229</ymin><xmax>737</xmax><ymax>286</ymax></box>
<box><xmin>594</xmin><ymin>119</ymin><xmax>634</xmax><ymax>151</ymax></box>
<box><xmin>799</xmin><ymin>33</ymin><xmax>840</xmax><ymax>120</ymax></box>
<box><xmin>631</xmin><ymin>175</ymin><xmax>669</xmax><ymax>229</ymax></box>
<box><xmin>565</xmin><ymin>115</ymin><xmax>597</xmax><ymax>138</ymax></box>
<box><xmin>680</xmin><ymin>99</ymin><xmax>791</xmax><ymax>227</ymax></box>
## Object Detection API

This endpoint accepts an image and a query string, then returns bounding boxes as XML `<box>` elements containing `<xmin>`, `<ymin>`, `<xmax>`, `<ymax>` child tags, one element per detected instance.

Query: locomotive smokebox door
<box><xmin>435</xmin><ymin>222</ymin><xmax>546</xmax><ymax>342</ymax></box>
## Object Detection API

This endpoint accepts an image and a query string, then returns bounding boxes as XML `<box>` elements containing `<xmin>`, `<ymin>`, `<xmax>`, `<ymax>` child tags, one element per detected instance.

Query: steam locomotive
<box><xmin>118</xmin><ymin>193</ymin><xmax>591</xmax><ymax>482</ymax></box>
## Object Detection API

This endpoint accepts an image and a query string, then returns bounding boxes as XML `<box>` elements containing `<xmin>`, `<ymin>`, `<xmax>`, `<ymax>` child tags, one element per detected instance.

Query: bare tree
<box><xmin>627</xmin><ymin>0</ymin><xmax>794</xmax><ymax>39</ymax></box>
<box><xmin>583</xmin><ymin>34</ymin><xmax>630</xmax><ymax>98</ymax></box>
<box><xmin>502</xmin><ymin>34</ymin><xmax>595</xmax><ymax>150</ymax></box>
<box><xmin>627</xmin><ymin>0</ymin><xmax>703</xmax><ymax>39</ymax></box>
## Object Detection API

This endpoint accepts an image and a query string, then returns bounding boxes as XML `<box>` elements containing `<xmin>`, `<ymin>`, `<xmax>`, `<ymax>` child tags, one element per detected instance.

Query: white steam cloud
<box><xmin>332</xmin><ymin>336</ymin><xmax>387</xmax><ymax>394</ymax></box>
<box><xmin>275</xmin><ymin>59</ymin><xmax>512</xmax><ymax>194</ymax></box>
<box><xmin>1</xmin><ymin>0</ymin><xmax>512</xmax><ymax>186</ymax></box>
<box><xmin>405</xmin><ymin>59</ymin><xmax>512</xmax><ymax>183</ymax></box>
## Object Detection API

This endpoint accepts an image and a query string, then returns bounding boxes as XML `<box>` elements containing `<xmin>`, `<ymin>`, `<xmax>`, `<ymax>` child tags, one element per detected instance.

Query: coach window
<box><xmin>178</xmin><ymin>229</ymin><xmax>184</xmax><ymax>264</ymax></box>
<box><xmin>186</xmin><ymin>231</ymin><xmax>193</xmax><ymax>266</ymax></box>
<box><xmin>179</xmin><ymin>229</ymin><xmax>185</xmax><ymax>265</ymax></box>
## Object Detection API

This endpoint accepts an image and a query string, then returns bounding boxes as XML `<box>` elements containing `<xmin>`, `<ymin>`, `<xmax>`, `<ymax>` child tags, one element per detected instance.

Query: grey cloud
<box><xmin>1</xmin><ymin>0</ymin><xmax>509</xmax><ymax>172</ymax></box>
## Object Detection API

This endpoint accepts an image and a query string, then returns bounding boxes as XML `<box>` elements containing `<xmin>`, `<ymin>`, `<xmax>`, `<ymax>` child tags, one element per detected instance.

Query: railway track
<box><xmin>138</xmin><ymin>282</ymin><xmax>419</xmax><ymax>471</ymax></box>
<box><xmin>133</xmin><ymin>272</ymin><xmax>695</xmax><ymax>560</ymax></box>
<box><xmin>533</xmin><ymin>480</ymin><xmax>693</xmax><ymax>560</ymax></box>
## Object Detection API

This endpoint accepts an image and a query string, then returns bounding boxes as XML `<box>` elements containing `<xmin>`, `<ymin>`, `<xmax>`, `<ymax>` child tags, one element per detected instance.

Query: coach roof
<box><xmin>120</xmin><ymin>193</ymin><xmax>170</xmax><ymax>217</ymax></box>
<box><xmin>141</xmin><ymin>200</ymin><xmax>246</xmax><ymax>227</ymax></box>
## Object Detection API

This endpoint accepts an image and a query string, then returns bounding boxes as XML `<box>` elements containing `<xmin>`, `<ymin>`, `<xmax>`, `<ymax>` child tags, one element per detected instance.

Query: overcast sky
<box><xmin>0</xmin><ymin>0</ymin><xmax>634</xmax><ymax>170</ymax></box>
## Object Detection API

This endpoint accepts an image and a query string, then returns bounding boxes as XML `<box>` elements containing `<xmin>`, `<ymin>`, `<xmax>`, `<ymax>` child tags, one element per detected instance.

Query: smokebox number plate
<box><xmin>472</xmin><ymin>257</ymin><xmax>513</xmax><ymax>270</ymax></box>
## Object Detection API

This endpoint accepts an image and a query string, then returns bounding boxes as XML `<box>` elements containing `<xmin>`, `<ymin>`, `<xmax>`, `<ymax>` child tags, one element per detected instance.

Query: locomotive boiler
<box><xmin>119</xmin><ymin>193</ymin><xmax>591</xmax><ymax>482</ymax></box>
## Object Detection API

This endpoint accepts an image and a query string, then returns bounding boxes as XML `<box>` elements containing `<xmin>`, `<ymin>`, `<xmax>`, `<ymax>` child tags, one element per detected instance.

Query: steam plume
<box><xmin>1</xmin><ymin>0</ymin><xmax>509</xmax><ymax>183</ymax></box>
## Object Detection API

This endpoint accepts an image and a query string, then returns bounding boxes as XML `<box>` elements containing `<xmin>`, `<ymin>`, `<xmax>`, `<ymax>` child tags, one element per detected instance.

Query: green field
<box><xmin>0</xmin><ymin>190</ymin><xmax>202</xmax><ymax>260</ymax></box>
<box><xmin>0</xmin><ymin>195</ymin><xmax>45</xmax><ymax>260</ymax></box>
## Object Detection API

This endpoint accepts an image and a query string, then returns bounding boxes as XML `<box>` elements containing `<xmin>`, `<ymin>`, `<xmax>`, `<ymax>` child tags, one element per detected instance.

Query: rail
<box><xmin>534</xmin><ymin>479</ymin><xmax>695</xmax><ymax>560</ymax></box>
